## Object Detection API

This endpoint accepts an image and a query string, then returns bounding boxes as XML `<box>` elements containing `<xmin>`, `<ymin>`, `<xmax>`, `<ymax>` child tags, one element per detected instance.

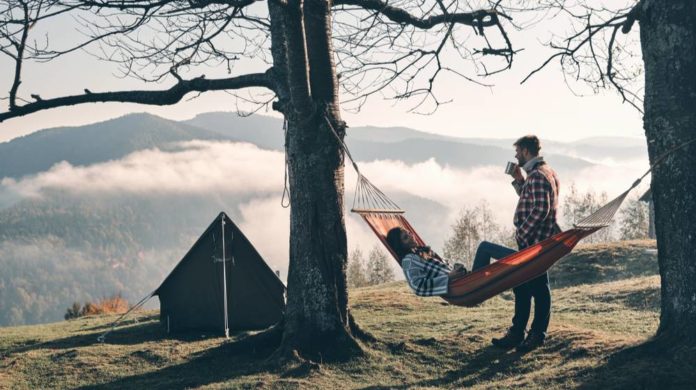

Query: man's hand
<box><xmin>512</xmin><ymin>165</ymin><xmax>525</xmax><ymax>183</ymax></box>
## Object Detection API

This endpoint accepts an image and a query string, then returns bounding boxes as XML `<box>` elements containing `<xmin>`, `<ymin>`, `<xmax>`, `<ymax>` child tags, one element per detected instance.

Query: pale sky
<box><xmin>0</xmin><ymin>3</ymin><xmax>645</xmax><ymax>144</ymax></box>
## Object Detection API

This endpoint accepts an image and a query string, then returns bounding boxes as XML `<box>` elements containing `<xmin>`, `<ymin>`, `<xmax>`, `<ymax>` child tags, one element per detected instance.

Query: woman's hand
<box><xmin>449</xmin><ymin>263</ymin><xmax>468</xmax><ymax>276</ymax></box>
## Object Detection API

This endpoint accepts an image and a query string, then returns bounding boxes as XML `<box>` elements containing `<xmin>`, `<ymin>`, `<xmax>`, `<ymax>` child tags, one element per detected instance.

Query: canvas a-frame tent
<box><xmin>155</xmin><ymin>212</ymin><xmax>285</xmax><ymax>335</ymax></box>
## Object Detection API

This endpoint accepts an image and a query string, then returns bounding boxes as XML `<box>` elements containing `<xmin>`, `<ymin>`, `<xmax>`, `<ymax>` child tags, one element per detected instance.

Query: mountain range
<box><xmin>0</xmin><ymin>111</ymin><xmax>647</xmax><ymax>181</ymax></box>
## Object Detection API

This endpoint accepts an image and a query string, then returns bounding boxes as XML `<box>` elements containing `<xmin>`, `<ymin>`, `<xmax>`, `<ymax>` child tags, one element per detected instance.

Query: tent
<box><xmin>155</xmin><ymin>212</ymin><xmax>286</xmax><ymax>336</ymax></box>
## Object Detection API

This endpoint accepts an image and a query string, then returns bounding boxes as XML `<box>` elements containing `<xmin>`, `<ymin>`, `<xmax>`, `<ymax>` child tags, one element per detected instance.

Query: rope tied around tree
<box><xmin>573</xmin><ymin>135</ymin><xmax>696</xmax><ymax>229</ymax></box>
<box><xmin>281</xmin><ymin>118</ymin><xmax>291</xmax><ymax>208</ymax></box>
<box><xmin>322</xmin><ymin>113</ymin><xmax>402</xmax><ymax>213</ymax></box>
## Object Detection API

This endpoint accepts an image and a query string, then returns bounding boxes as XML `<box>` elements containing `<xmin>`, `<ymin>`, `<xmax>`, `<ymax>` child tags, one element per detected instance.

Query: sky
<box><xmin>0</xmin><ymin>2</ymin><xmax>646</xmax><ymax>144</ymax></box>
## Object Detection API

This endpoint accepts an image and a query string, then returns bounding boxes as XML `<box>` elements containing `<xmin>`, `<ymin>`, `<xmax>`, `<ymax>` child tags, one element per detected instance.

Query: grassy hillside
<box><xmin>2</xmin><ymin>240</ymin><xmax>693</xmax><ymax>389</ymax></box>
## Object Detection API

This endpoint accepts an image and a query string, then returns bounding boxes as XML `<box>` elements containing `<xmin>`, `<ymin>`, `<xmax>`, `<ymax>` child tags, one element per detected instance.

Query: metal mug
<box><xmin>505</xmin><ymin>161</ymin><xmax>518</xmax><ymax>175</ymax></box>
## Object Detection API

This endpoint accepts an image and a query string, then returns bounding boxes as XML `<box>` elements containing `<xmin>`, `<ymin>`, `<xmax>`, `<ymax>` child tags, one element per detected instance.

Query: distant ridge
<box><xmin>183</xmin><ymin>112</ymin><xmax>285</xmax><ymax>150</ymax></box>
<box><xmin>184</xmin><ymin>111</ymin><xmax>596</xmax><ymax>174</ymax></box>
<box><xmin>0</xmin><ymin>111</ymin><xmax>648</xmax><ymax>180</ymax></box>
<box><xmin>0</xmin><ymin>113</ymin><xmax>232</xmax><ymax>179</ymax></box>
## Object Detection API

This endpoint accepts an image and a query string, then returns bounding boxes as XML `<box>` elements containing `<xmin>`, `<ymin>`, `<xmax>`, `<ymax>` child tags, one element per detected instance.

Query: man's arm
<box><xmin>516</xmin><ymin>172</ymin><xmax>552</xmax><ymax>246</ymax></box>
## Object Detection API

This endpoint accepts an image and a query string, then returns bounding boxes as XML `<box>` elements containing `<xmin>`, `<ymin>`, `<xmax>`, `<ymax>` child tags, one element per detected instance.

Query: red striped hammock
<box><xmin>353</xmin><ymin>210</ymin><xmax>599</xmax><ymax>306</ymax></box>
<box><xmin>347</xmin><ymin>157</ymin><xmax>636</xmax><ymax>306</ymax></box>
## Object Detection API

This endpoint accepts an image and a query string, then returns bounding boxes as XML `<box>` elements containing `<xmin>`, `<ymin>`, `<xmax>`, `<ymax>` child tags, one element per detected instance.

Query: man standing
<box><xmin>490</xmin><ymin>135</ymin><xmax>561</xmax><ymax>353</ymax></box>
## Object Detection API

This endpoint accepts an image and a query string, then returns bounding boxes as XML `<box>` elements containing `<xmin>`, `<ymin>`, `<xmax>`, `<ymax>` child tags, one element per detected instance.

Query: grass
<box><xmin>1</xmin><ymin>239</ymin><xmax>694</xmax><ymax>389</ymax></box>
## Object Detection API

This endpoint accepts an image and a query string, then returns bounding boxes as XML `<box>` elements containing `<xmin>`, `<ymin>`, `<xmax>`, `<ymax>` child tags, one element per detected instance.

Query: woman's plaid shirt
<box><xmin>512</xmin><ymin>160</ymin><xmax>561</xmax><ymax>249</ymax></box>
<box><xmin>401</xmin><ymin>253</ymin><xmax>452</xmax><ymax>296</ymax></box>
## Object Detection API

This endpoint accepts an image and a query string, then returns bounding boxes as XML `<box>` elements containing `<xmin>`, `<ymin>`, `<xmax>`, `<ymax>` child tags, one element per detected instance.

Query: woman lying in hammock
<box><xmin>386</xmin><ymin>227</ymin><xmax>468</xmax><ymax>296</ymax></box>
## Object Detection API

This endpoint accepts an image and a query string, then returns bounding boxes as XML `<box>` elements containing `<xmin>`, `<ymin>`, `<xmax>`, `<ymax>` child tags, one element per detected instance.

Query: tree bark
<box><xmin>268</xmin><ymin>0</ymin><xmax>361</xmax><ymax>360</ymax></box>
<box><xmin>640</xmin><ymin>0</ymin><xmax>696</xmax><ymax>342</ymax></box>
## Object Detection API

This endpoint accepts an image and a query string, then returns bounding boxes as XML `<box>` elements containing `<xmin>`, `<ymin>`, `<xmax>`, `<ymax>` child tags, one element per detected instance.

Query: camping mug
<box><xmin>505</xmin><ymin>161</ymin><xmax>518</xmax><ymax>175</ymax></box>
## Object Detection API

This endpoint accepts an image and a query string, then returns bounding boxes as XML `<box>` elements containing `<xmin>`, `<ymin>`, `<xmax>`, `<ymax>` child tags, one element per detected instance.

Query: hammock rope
<box><xmin>573</xmin><ymin>188</ymin><xmax>631</xmax><ymax>229</ymax></box>
<box><xmin>324</xmin><ymin>115</ymin><xmax>402</xmax><ymax>213</ymax></box>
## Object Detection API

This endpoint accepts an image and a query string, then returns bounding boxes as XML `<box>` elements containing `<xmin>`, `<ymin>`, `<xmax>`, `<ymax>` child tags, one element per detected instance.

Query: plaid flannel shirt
<box><xmin>512</xmin><ymin>159</ymin><xmax>561</xmax><ymax>249</ymax></box>
<box><xmin>401</xmin><ymin>253</ymin><xmax>452</xmax><ymax>296</ymax></box>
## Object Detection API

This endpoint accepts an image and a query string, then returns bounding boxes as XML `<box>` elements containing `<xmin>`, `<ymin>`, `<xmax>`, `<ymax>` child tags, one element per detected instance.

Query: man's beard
<box><xmin>517</xmin><ymin>156</ymin><xmax>526</xmax><ymax>165</ymax></box>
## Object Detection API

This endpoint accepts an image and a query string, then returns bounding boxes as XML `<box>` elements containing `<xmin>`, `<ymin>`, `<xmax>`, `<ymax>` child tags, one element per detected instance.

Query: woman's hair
<box><xmin>386</xmin><ymin>227</ymin><xmax>411</xmax><ymax>259</ymax></box>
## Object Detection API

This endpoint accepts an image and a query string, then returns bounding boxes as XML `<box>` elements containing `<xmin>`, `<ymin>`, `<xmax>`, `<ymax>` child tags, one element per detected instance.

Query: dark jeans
<box><xmin>472</xmin><ymin>241</ymin><xmax>516</xmax><ymax>271</ymax></box>
<box><xmin>512</xmin><ymin>272</ymin><xmax>551</xmax><ymax>338</ymax></box>
<box><xmin>473</xmin><ymin>241</ymin><xmax>551</xmax><ymax>338</ymax></box>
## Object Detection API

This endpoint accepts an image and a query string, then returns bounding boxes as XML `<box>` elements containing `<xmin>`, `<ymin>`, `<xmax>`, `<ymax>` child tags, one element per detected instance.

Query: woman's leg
<box><xmin>472</xmin><ymin>241</ymin><xmax>516</xmax><ymax>271</ymax></box>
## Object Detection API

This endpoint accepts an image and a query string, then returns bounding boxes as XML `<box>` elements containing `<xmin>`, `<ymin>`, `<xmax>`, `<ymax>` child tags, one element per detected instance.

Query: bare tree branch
<box><xmin>0</xmin><ymin>70</ymin><xmax>274</xmax><ymax>122</ymax></box>
<box><xmin>8</xmin><ymin>0</ymin><xmax>30</xmax><ymax>110</ymax></box>
<box><xmin>0</xmin><ymin>0</ymin><xmax>526</xmax><ymax>120</ymax></box>
<box><xmin>334</xmin><ymin>0</ymin><xmax>505</xmax><ymax>30</ymax></box>
<box><xmin>72</xmin><ymin>0</ymin><xmax>257</xmax><ymax>11</ymax></box>
<box><xmin>332</xmin><ymin>0</ymin><xmax>517</xmax><ymax>113</ymax></box>
<box><xmin>521</xmin><ymin>1</ymin><xmax>644</xmax><ymax>113</ymax></box>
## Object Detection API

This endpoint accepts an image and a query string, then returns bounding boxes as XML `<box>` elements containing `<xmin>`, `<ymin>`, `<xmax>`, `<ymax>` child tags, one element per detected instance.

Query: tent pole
<box><xmin>221</xmin><ymin>214</ymin><xmax>229</xmax><ymax>338</ymax></box>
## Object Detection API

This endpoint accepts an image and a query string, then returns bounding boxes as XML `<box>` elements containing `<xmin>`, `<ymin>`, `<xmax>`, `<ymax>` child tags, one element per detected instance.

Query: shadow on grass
<box><xmin>4</xmin><ymin>319</ymin><xmax>244</xmax><ymax>357</ymax></box>
<box><xmin>586</xmin><ymin>286</ymin><xmax>660</xmax><ymax>312</ymax></box>
<box><xmin>3</xmin><ymin>321</ymin><xmax>163</xmax><ymax>357</ymax></box>
<box><xmin>360</xmin><ymin>343</ymin><xmax>524</xmax><ymax>390</ymax></box>
<box><xmin>75</xmin><ymin>341</ymin><xmax>277</xmax><ymax>390</ymax></box>
<box><xmin>577</xmin><ymin>337</ymin><xmax>696</xmax><ymax>390</ymax></box>
<box><xmin>360</xmin><ymin>328</ymin><xmax>634</xmax><ymax>390</ymax></box>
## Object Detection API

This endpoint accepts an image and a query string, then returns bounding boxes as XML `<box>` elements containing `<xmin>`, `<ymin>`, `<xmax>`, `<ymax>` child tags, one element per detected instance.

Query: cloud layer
<box><xmin>0</xmin><ymin>140</ymin><xmax>651</xmax><ymax>281</ymax></box>
<box><xmin>0</xmin><ymin>141</ymin><xmax>285</xmax><ymax>199</ymax></box>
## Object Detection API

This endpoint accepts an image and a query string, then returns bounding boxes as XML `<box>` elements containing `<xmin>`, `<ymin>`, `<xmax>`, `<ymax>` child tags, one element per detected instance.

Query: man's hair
<box><xmin>514</xmin><ymin>135</ymin><xmax>541</xmax><ymax>156</ymax></box>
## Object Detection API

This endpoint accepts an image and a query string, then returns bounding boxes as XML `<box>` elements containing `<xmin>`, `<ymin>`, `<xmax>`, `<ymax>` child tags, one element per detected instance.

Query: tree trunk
<box><xmin>640</xmin><ymin>0</ymin><xmax>696</xmax><ymax>342</ymax></box>
<box><xmin>267</xmin><ymin>0</ymin><xmax>361</xmax><ymax>360</ymax></box>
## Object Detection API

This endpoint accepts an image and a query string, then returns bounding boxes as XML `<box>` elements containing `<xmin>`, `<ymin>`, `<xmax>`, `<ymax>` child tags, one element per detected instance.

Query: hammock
<box><xmin>351</xmin><ymin>173</ymin><xmax>634</xmax><ymax>306</ymax></box>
